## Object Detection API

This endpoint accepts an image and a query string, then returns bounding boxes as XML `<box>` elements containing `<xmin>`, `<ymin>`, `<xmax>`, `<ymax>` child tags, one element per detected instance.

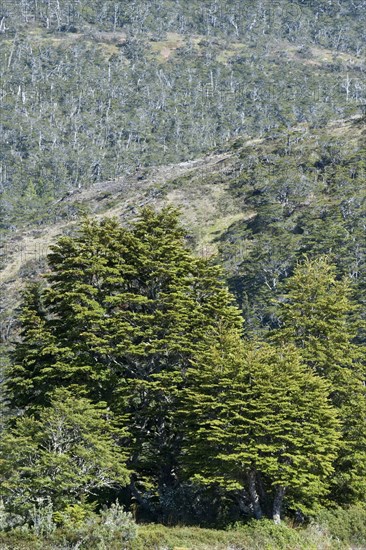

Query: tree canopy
<box><xmin>1</xmin><ymin>210</ymin><xmax>365</xmax><ymax>525</ymax></box>
<box><xmin>181</xmin><ymin>335</ymin><xmax>340</xmax><ymax>522</ymax></box>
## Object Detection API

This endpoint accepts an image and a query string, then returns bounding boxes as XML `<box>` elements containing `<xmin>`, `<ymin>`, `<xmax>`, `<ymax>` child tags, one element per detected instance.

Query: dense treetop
<box><xmin>1</xmin><ymin>210</ymin><xmax>365</xmax><ymax>529</ymax></box>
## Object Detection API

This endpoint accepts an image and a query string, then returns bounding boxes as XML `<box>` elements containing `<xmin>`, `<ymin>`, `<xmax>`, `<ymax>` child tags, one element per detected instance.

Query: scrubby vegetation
<box><xmin>0</xmin><ymin>502</ymin><xmax>365</xmax><ymax>548</ymax></box>
<box><xmin>1</xmin><ymin>1</ymin><xmax>365</xmax><ymax>229</ymax></box>
<box><xmin>0</xmin><ymin>1</ymin><xmax>365</xmax><ymax>548</ymax></box>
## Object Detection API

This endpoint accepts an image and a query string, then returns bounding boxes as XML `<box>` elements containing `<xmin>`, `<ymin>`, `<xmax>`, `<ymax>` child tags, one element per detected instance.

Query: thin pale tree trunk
<box><xmin>257</xmin><ymin>472</ymin><xmax>269</xmax><ymax>515</ymax></box>
<box><xmin>248</xmin><ymin>470</ymin><xmax>263</xmax><ymax>519</ymax></box>
<box><xmin>273</xmin><ymin>486</ymin><xmax>285</xmax><ymax>524</ymax></box>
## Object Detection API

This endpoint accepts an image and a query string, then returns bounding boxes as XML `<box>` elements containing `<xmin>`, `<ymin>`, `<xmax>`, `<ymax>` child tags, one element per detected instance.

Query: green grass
<box><xmin>1</xmin><ymin>508</ymin><xmax>366</xmax><ymax>550</ymax></box>
<box><xmin>130</xmin><ymin>520</ymin><xmax>334</xmax><ymax>550</ymax></box>
<box><xmin>130</xmin><ymin>508</ymin><xmax>366</xmax><ymax>550</ymax></box>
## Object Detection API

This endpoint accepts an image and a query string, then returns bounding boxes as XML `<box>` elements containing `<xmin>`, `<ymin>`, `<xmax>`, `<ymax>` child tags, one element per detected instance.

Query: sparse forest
<box><xmin>0</xmin><ymin>1</ymin><xmax>365</xmax><ymax>549</ymax></box>
<box><xmin>1</xmin><ymin>1</ymin><xmax>365</xmax><ymax>228</ymax></box>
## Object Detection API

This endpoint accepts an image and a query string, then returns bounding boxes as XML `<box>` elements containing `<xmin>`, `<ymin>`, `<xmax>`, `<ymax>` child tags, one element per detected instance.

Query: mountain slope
<box><xmin>1</xmin><ymin>114</ymin><xmax>365</xmax><ymax>344</ymax></box>
<box><xmin>1</xmin><ymin>1</ymin><xmax>365</xmax><ymax>232</ymax></box>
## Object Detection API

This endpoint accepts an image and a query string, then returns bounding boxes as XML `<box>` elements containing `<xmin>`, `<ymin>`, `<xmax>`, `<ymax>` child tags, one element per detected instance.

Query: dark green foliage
<box><xmin>182</xmin><ymin>334</ymin><xmax>340</xmax><ymax>521</ymax></box>
<box><xmin>2</xmin><ymin>209</ymin><xmax>365</xmax><ymax>530</ymax></box>
<box><xmin>271</xmin><ymin>258</ymin><xmax>366</xmax><ymax>504</ymax></box>
<box><xmin>7</xmin><ymin>284</ymin><xmax>62</xmax><ymax>410</ymax></box>
<box><xmin>5</xmin><ymin>208</ymin><xmax>242</xmax><ymax>518</ymax></box>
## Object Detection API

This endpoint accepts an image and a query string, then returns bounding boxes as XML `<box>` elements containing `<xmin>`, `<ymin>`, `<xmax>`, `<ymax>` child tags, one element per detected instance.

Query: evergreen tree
<box><xmin>271</xmin><ymin>257</ymin><xmax>366</xmax><ymax>504</ymax></box>
<box><xmin>5</xmin><ymin>208</ymin><xmax>243</xmax><ymax>516</ymax></box>
<box><xmin>0</xmin><ymin>388</ymin><xmax>129</xmax><ymax>513</ymax></box>
<box><xmin>7</xmin><ymin>284</ymin><xmax>68</xmax><ymax>411</ymax></box>
<box><xmin>182</xmin><ymin>334</ymin><xmax>340</xmax><ymax>522</ymax></box>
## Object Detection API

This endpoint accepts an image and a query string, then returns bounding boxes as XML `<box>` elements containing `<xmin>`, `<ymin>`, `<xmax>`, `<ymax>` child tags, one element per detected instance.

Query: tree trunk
<box><xmin>257</xmin><ymin>472</ymin><xmax>270</xmax><ymax>516</ymax></box>
<box><xmin>273</xmin><ymin>486</ymin><xmax>285</xmax><ymax>524</ymax></box>
<box><xmin>248</xmin><ymin>470</ymin><xmax>263</xmax><ymax>519</ymax></box>
<box><xmin>130</xmin><ymin>477</ymin><xmax>153</xmax><ymax>516</ymax></box>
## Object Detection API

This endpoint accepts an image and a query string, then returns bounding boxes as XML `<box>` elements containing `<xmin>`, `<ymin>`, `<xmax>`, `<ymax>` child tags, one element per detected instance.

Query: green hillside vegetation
<box><xmin>1</xmin><ymin>1</ymin><xmax>365</xmax><ymax>230</ymax></box>
<box><xmin>215</xmin><ymin>117</ymin><xmax>366</xmax><ymax>333</ymax></box>
<box><xmin>0</xmin><ymin>210</ymin><xmax>365</xmax><ymax>548</ymax></box>
<box><xmin>0</xmin><ymin>1</ymin><xmax>365</xmax><ymax>548</ymax></box>
<box><xmin>1</xmin><ymin>115</ymin><xmax>365</xmax><ymax>327</ymax></box>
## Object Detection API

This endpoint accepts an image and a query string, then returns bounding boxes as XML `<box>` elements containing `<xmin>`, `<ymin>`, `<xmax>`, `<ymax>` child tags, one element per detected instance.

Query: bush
<box><xmin>315</xmin><ymin>505</ymin><xmax>366</xmax><ymax>547</ymax></box>
<box><xmin>53</xmin><ymin>502</ymin><xmax>96</xmax><ymax>529</ymax></box>
<box><xmin>56</xmin><ymin>500</ymin><xmax>137</xmax><ymax>548</ymax></box>
<box><xmin>30</xmin><ymin>500</ymin><xmax>56</xmax><ymax>538</ymax></box>
<box><xmin>131</xmin><ymin>520</ymin><xmax>337</xmax><ymax>550</ymax></box>
<box><xmin>234</xmin><ymin>519</ymin><xmax>319</xmax><ymax>550</ymax></box>
<box><xmin>0</xmin><ymin>499</ymin><xmax>26</xmax><ymax>531</ymax></box>
<box><xmin>0</xmin><ymin>500</ymin><xmax>137</xmax><ymax>549</ymax></box>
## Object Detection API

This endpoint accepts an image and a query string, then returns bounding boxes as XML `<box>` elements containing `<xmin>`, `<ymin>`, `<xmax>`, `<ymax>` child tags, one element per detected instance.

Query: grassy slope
<box><xmin>0</xmin><ymin>518</ymin><xmax>360</xmax><ymax>549</ymax></box>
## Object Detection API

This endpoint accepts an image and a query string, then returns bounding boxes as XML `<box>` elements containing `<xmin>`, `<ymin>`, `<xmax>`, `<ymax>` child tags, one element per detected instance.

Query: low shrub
<box><xmin>0</xmin><ymin>500</ymin><xmax>137</xmax><ymax>549</ymax></box>
<box><xmin>55</xmin><ymin>500</ymin><xmax>137</xmax><ymax>548</ymax></box>
<box><xmin>0</xmin><ymin>504</ymin><xmax>365</xmax><ymax>549</ymax></box>
<box><xmin>315</xmin><ymin>505</ymin><xmax>366</xmax><ymax>547</ymax></box>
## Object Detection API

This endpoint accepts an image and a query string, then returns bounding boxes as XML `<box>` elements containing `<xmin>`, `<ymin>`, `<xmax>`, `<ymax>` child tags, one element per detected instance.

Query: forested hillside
<box><xmin>2</xmin><ymin>115</ymin><xmax>365</xmax><ymax>344</ymax></box>
<box><xmin>1</xmin><ymin>1</ymin><xmax>365</xmax><ymax>229</ymax></box>
<box><xmin>0</xmin><ymin>1</ymin><xmax>365</xmax><ymax>549</ymax></box>
<box><xmin>0</xmin><ymin>209</ymin><xmax>365</xmax><ymax>549</ymax></box>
